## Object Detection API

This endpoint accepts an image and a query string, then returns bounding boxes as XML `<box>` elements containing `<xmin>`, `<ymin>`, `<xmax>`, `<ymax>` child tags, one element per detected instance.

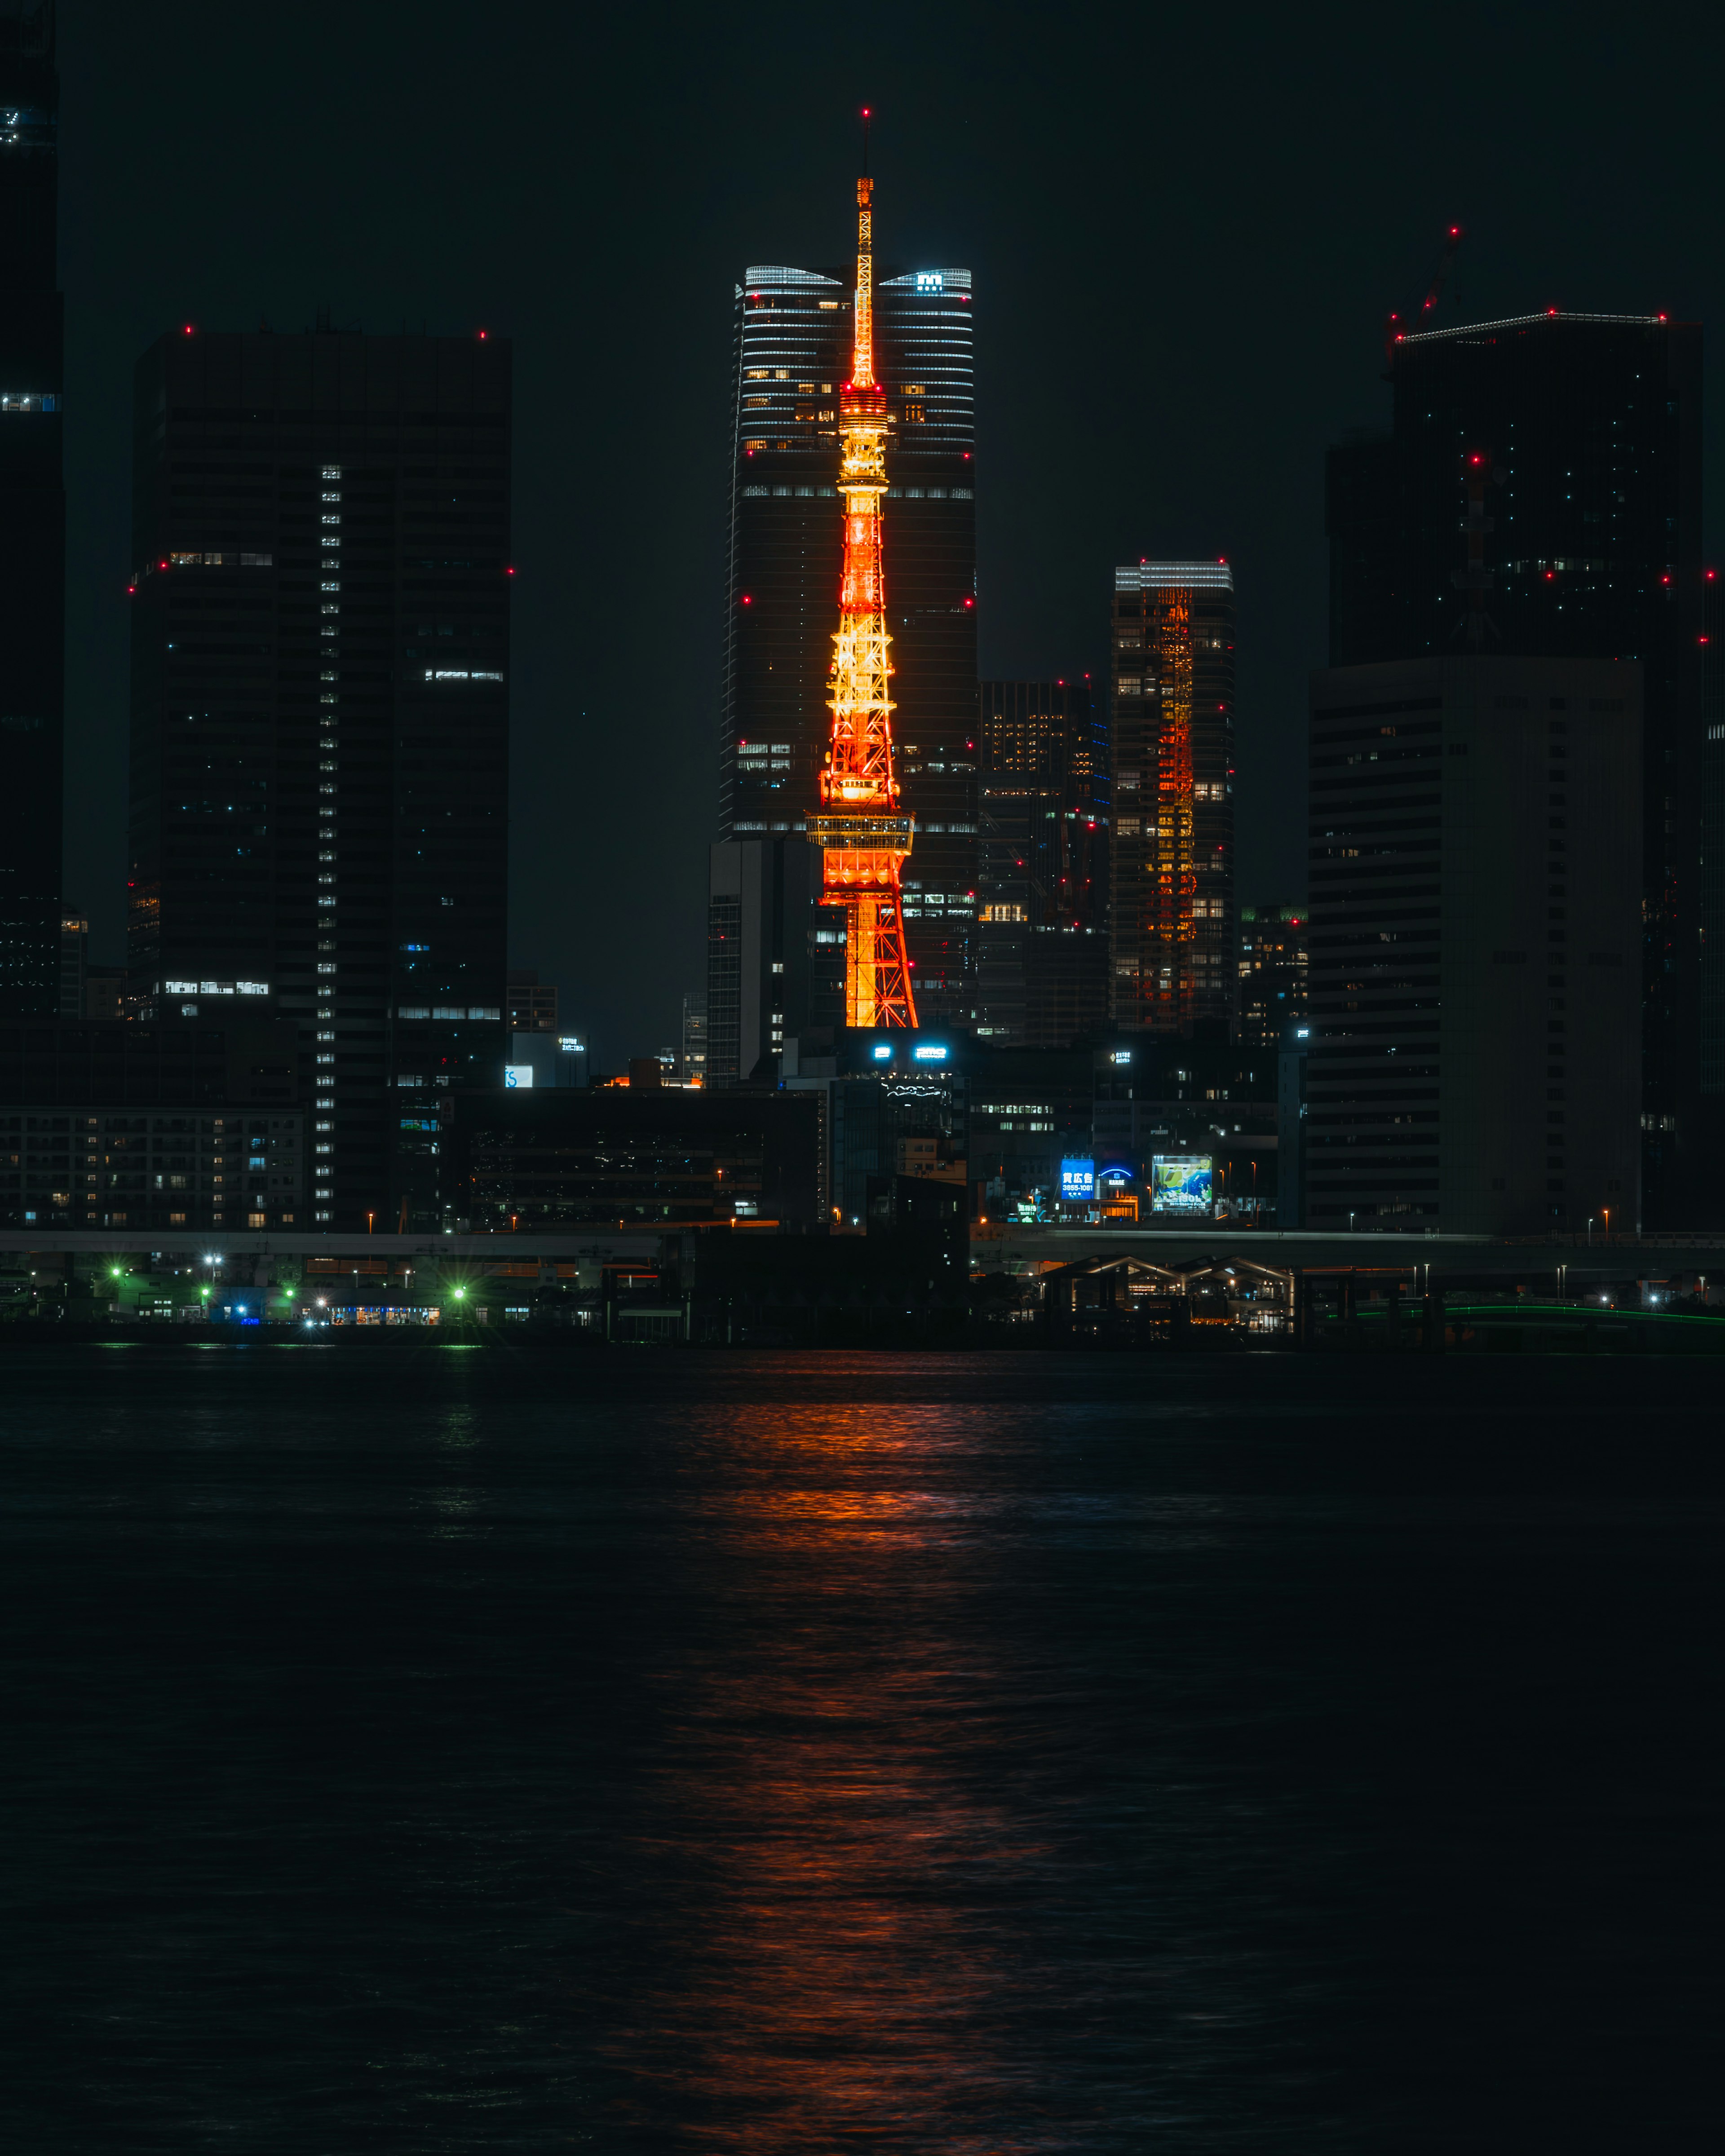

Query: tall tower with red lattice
<box><xmin>809</xmin><ymin>156</ymin><xmax>918</xmax><ymax>1030</ymax></box>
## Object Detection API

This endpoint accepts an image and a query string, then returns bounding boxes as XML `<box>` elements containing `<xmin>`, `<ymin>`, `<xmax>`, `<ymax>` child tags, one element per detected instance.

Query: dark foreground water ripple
<box><xmin>1</xmin><ymin>1344</ymin><xmax>1720</xmax><ymax>2152</ymax></box>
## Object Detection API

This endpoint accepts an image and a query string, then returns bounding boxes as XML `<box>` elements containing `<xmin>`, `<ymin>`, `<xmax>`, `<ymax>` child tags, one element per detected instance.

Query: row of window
<box><xmin>739</xmin><ymin>482</ymin><xmax>973</xmax><ymax>499</ymax></box>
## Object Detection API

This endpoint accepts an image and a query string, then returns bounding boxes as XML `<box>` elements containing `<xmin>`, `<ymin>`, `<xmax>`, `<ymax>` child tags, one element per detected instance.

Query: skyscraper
<box><xmin>127</xmin><ymin>327</ymin><xmax>512</xmax><ymax>1230</ymax></box>
<box><xmin>715</xmin><ymin>245</ymin><xmax>978</xmax><ymax>1036</ymax></box>
<box><xmin>0</xmin><ymin>0</ymin><xmax>62</xmax><ymax>1018</ymax></box>
<box><xmin>977</xmin><ymin>679</ymin><xmax>1109</xmax><ymax>1046</ymax></box>
<box><xmin>1702</xmin><ymin>570</ymin><xmax>1725</xmax><ymax>1104</ymax></box>
<box><xmin>681</xmin><ymin>989</ymin><xmax>708</xmax><ymax>1084</ymax></box>
<box><xmin>1327</xmin><ymin>311</ymin><xmax>1703</xmax><ymax>1220</ymax></box>
<box><xmin>57</xmin><ymin>909</ymin><xmax>83</xmax><ymax>1016</ymax></box>
<box><xmin>1236</xmin><ymin>904</ymin><xmax>1308</xmax><ymax>1047</ymax></box>
<box><xmin>1109</xmin><ymin>563</ymin><xmax>1235</xmax><ymax>1033</ymax></box>
<box><xmin>1306</xmin><ymin>654</ymin><xmax>1641</xmax><ymax>1234</ymax></box>
<box><xmin>506</xmin><ymin>969</ymin><xmax>558</xmax><ymax>1034</ymax></box>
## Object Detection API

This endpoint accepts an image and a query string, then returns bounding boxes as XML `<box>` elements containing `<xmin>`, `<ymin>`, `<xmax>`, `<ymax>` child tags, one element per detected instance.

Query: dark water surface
<box><xmin>2</xmin><ymin>1344</ymin><xmax>1720</xmax><ymax>2151</ymax></box>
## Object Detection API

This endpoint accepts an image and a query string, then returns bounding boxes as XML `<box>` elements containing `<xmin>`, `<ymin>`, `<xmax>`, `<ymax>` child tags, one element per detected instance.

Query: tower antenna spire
<box><xmin>811</xmin><ymin>142</ymin><xmax>917</xmax><ymax>1030</ymax></box>
<box><xmin>861</xmin><ymin>105</ymin><xmax>870</xmax><ymax>176</ymax></box>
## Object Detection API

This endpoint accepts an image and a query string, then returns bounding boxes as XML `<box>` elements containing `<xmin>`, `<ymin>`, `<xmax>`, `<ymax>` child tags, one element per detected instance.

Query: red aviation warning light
<box><xmin>809</xmin><ymin>137</ymin><xmax>917</xmax><ymax>1030</ymax></box>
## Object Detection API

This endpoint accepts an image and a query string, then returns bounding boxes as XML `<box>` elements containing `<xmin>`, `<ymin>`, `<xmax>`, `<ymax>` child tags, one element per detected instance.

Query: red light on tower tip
<box><xmin>478</xmin><ymin>329</ymin><xmax>487</xmax><ymax>340</ymax></box>
<box><xmin>182</xmin><ymin>324</ymin><xmax>193</xmax><ymax>336</ymax></box>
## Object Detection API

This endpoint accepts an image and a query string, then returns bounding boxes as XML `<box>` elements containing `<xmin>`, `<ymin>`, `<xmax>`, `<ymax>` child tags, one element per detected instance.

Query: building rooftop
<box><xmin>1397</xmin><ymin>309</ymin><xmax>1671</xmax><ymax>346</ymax></box>
<box><xmin>1115</xmin><ymin>561</ymin><xmax>1234</xmax><ymax>592</ymax></box>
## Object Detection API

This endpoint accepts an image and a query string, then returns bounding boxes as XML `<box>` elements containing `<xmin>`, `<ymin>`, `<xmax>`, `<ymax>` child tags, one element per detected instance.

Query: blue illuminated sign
<box><xmin>1060</xmin><ymin>1158</ymin><xmax>1097</xmax><ymax>1200</ymax></box>
<box><xmin>871</xmin><ymin>1043</ymin><xmax>893</xmax><ymax>1061</ymax></box>
<box><xmin>912</xmin><ymin>1043</ymin><xmax>949</xmax><ymax>1062</ymax></box>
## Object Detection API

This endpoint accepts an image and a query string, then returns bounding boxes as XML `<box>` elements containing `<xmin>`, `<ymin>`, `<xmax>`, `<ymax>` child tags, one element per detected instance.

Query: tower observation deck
<box><xmin>809</xmin><ymin>166</ymin><xmax>918</xmax><ymax>1029</ymax></box>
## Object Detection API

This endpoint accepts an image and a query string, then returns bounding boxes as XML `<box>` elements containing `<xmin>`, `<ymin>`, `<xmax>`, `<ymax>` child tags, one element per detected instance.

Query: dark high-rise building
<box><xmin>0</xmin><ymin>0</ymin><xmax>63</xmax><ymax>1018</ymax></box>
<box><xmin>1109</xmin><ymin>563</ymin><xmax>1236</xmax><ymax>1032</ymax></box>
<box><xmin>1236</xmin><ymin>904</ymin><xmax>1308</xmax><ymax>1046</ymax></box>
<box><xmin>1327</xmin><ymin>311</ymin><xmax>1703</xmax><ymax>1220</ymax></box>
<box><xmin>705</xmin><ymin>835</ymin><xmax>826</xmax><ymax>1084</ymax></box>
<box><xmin>1703</xmin><ymin>571</ymin><xmax>1725</xmax><ymax>1107</ymax></box>
<box><xmin>127</xmin><ymin>327</ymin><xmax>512</xmax><ymax>1230</ymax></box>
<box><xmin>82</xmin><ymin>964</ymin><xmax>124</xmax><ymax>1023</ymax></box>
<box><xmin>506</xmin><ymin>969</ymin><xmax>558</xmax><ymax>1034</ymax></box>
<box><xmin>681</xmin><ymin>989</ymin><xmax>707</xmax><ymax>1085</ymax></box>
<box><xmin>57</xmin><ymin>908</ymin><xmax>83</xmax><ymax>1016</ymax></box>
<box><xmin>976</xmin><ymin>679</ymin><xmax>1109</xmax><ymax>1045</ymax></box>
<box><xmin>716</xmin><ymin>259</ymin><xmax>978</xmax><ymax>1031</ymax></box>
<box><xmin>1306</xmin><ymin>655</ymin><xmax>1642</xmax><ymax>1234</ymax></box>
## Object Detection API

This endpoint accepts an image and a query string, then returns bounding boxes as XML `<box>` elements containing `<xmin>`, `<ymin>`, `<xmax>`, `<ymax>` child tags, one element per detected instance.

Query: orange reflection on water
<box><xmin>604</xmin><ymin>1405</ymin><xmax>1060</xmax><ymax>2150</ymax></box>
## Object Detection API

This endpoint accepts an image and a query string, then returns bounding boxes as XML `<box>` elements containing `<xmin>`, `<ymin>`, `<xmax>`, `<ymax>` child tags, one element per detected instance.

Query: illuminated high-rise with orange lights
<box><xmin>1109</xmin><ymin>562</ymin><xmax>1235</xmax><ymax>1033</ymax></box>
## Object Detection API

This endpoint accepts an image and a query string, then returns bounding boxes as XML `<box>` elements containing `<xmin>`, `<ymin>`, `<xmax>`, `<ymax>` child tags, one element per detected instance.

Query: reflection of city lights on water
<box><xmin>599</xmin><ymin>1402</ymin><xmax>1044</xmax><ymax>2140</ymax></box>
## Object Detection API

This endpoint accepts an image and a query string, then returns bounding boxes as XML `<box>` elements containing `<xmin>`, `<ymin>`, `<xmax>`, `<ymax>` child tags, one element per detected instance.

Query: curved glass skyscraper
<box><xmin>710</xmin><ymin>256</ymin><xmax>978</xmax><ymax>1077</ymax></box>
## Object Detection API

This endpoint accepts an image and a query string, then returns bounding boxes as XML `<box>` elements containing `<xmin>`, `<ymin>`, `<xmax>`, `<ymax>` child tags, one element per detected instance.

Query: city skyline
<box><xmin>41</xmin><ymin>4</ymin><xmax>1725</xmax><ymax>1069</ymax></box>
<box><xmin>6</xmin><ymin>18</ymin><xmax>1725</xmax><ymax>2147</ymax></box>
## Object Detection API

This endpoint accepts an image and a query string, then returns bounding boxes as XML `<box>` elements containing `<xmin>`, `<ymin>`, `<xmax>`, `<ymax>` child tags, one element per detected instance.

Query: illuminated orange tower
<box><xmin>811</xmin><ymin>142</ymin><xmax>918</xmax><ymax>1029</ymax></box>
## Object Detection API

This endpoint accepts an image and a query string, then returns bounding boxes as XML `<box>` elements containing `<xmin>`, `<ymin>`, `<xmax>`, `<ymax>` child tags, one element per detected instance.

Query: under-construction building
<box><xmin>1108</xmin><ymin>563</ymin><xmax>1236</xmax><ymax>1033</ymax></box>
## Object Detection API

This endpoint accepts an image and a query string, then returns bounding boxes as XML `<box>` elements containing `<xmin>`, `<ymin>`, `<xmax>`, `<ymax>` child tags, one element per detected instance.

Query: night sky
<box><xmin>59</xmin><ymin>1</ymin><xmax>1725</xmax><ymax>1064</ymax></box>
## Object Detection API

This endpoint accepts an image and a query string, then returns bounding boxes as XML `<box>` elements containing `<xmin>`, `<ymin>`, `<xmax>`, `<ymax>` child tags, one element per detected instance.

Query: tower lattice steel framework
<box><xmin>810</xmin><ymin>160</ymin><xmax>918</xmax><ymax>1029</ymax></box>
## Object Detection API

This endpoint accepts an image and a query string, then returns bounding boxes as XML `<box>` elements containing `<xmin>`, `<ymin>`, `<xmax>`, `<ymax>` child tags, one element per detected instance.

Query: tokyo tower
<box><xmin>810</xmin><ymin>137</ymin><xmax>918</xmax><ymax>1029</ymax></box>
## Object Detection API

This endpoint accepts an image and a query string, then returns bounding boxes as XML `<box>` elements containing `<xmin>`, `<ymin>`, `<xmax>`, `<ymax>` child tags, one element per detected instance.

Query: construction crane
<box><xmin>1384</xmin><ymin>224</ymin><xmax>1464</xmax><ymax>364</ymax></box>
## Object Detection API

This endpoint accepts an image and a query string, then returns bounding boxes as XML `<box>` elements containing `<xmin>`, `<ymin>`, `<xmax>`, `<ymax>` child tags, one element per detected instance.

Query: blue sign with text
<box><xmin>1060</xmin><ymin>1158</ymin><xmax>1097</xmax><ymax>1201</ymax></box>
